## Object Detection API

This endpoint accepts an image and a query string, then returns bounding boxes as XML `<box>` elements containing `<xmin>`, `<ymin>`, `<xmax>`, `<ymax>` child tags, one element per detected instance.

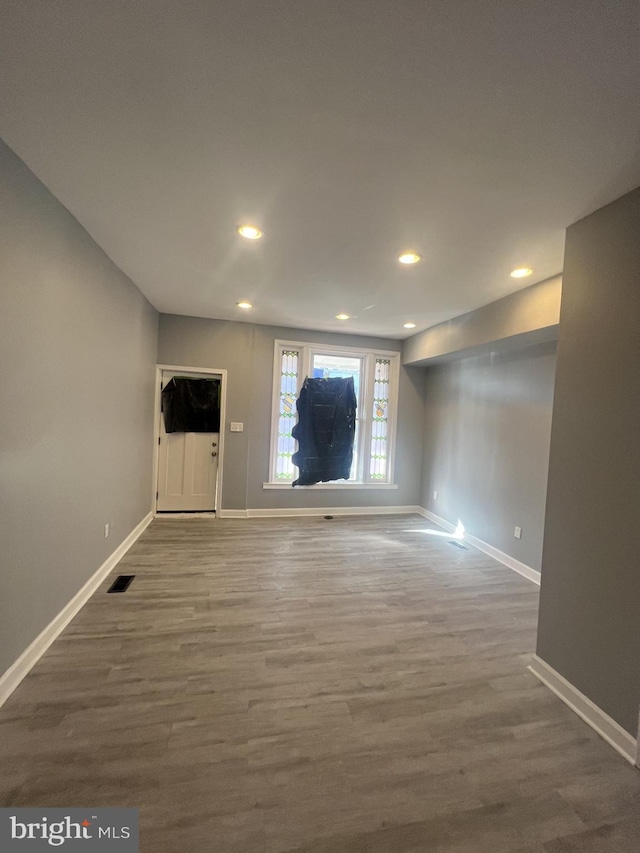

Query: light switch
<box><xmin>230</xmin><ymin>422</ymin><xmax>244</xmax><ymax>432</ymax></box>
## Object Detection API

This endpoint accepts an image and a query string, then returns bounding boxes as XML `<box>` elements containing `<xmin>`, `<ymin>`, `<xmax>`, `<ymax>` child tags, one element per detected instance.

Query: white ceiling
<box><xmin>1</xmin><ymin>1</ymin><xmax>639</xmax><ymax>338</ymax></box>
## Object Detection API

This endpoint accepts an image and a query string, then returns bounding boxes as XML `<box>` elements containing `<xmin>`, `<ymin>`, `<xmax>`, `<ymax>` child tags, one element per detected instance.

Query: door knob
<box><xmin>211</xmin><ymin>451</ymin><xmax>217</xmax><ymax>457</ymax></box>
<box><xmin>212</xmin><ymin>442</ymin><xmax>217</xmax><ymax>447</ymax></box>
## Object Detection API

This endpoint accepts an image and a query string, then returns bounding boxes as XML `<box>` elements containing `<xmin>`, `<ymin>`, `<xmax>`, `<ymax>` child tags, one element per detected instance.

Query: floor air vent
<box><xmin>448</xmin><ymin>540</ymin><xmax>468</xmax><ymax>550</ymax></box>
<box><xmin>107</xmin><ymin>575</ymin><xmax>135</xmax><ymax>593</ymax></box>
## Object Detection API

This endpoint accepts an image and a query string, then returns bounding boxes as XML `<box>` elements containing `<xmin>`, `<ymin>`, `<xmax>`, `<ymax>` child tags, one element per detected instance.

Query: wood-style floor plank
<box><xmin>0</xmin><ymin>515</ymin><xmax>638</xmax><ymax>852</ymax></box>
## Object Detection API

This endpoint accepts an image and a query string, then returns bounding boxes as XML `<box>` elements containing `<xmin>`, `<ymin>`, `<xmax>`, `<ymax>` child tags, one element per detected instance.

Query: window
<box><xmin>268</xmin><ymin>340</ymin><xmax>400</xmax><ymax>487</ymax></box>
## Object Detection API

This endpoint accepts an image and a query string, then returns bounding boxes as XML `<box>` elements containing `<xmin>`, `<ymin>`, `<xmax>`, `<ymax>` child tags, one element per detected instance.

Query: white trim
<box><xmin>380</xmin><ymin>351</ymin><xmax>400</xmax><ymax>485</ymax></box>
<box><xmin>416</xmin><ymin>507</ymin><xmax>541</xmax><ymax>586</ymax></box>
<box><xmin>155</xmin><ymin>512</ymin><xmax>217</xmax><ymax>519</ymax></box>
<box><xmin>221</xmin><ymin>505</ymin><xmax>420</xmax><ymax>519</ymax></box>
<box><xmin>0</xmin><ymin>512</ymin><xmax>153</xmax><ymax>709</ymax></box>
<box><xmin>218</xmin><ymin>509</ymin><xmax>249</xmax><ymax>519</ymax></box>
<box><xmin>151</xmin><ymin>367</ymin><xmax>163</xmax><ymax>512</ymax></box>
<box><xmin>415</xmin><ymin>507</ymin><xmax>456</xmax><ymax>529</ymax></box>
<box><xmin>357</xmin><ymin>350</ymin><xmax>373</xmax><ymax>483</ymax></box>
<box><xmin>463</xmin><ymin>528</ymin><xmax>540</xmax><ymax>585</ymax></box>
<box><xmin>153</xmin><ymin>364</ymin><xmax>228</xmax><ymax>514</ymax></box>
<box><xmin>529</xmin><ymin>655</ymin><xmax>638</xmax><ymax>765</ymax></box>
<box><xmin>263</xmin><ymin>482</ymin><xmax>399</xmax><ymax>490</ymax></box>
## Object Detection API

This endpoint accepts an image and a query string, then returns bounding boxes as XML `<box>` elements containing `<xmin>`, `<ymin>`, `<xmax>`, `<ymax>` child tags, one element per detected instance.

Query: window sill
<box><xmin>263</xmin><ymin>482</ymin><xmax>399</xmax><ymax>490</ymax></box>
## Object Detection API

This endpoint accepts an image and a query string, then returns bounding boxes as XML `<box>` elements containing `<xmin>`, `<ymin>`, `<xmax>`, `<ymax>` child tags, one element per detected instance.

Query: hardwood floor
<box><xmin>1</xmin><ymin>515</ymin><xmax>638</xmax><ymax>852</ymax></box>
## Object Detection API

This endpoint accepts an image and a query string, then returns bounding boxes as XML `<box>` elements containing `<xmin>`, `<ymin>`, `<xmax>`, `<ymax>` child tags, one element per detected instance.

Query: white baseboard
<box><xmin>220</xmin><ymin>505</ymin><xmax>421</xmax><ymax>519</ymax></box>
<box><xmin>154</xmin><ymin>512</ymin><xmax>216</xmax><ymax>519</ymax></box>
<box><xmin>415</xmin><ymin>507</ymin><xmax>456</xmax><ymax>531</ymax></box>
<box><xmin>416</xmin><ymin>507</ymin><xmax>541</xmax><ymax>586</ymax></box>
<box><xmin>0</xmin><ymin>511</ymin><xmax>153</xmax><ymax>709</ymax></box>
<box><xmin>529</xmin><ymin>655</ymin><xmax>637</xmax><ymax>765</ymax></box>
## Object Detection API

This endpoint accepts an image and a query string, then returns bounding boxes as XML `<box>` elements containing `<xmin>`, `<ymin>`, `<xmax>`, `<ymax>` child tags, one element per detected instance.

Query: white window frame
<box><xmin>265</xmin><ymin>339</ymin><xmax>400</xmax><ymax>489</ymax></box>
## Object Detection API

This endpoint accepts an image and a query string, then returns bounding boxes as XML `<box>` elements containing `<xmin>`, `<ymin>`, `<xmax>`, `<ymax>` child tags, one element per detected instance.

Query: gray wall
<box><xmin>421</xmin><ymin>341</ymin><xmax>557</xmax><ymax>571</ymax></box>
<box><xmin>0</xmin><ymin>139</ymin><xmax>158</xmax><ymax>676</ymax></box>
<box><xmin>404</xmin><ymin>276</ymin><xmax>561</xmax><ymax>366</ymax></box>
<box><xmin>157</xmin><ymin>315</ymin><xmax>425</xmax><ymax>511</ymax></box>
<box><xmin>536</xmin><ymin>186</ymin><xmax>640</xmax><ymax>736</ymax></box>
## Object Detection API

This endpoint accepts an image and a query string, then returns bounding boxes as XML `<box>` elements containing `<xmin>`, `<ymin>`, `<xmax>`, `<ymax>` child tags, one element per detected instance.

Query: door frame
<box><xmin>152</xmin><ymin>364</ymin><xmax>228</xmax><ymax>516</ymax></box>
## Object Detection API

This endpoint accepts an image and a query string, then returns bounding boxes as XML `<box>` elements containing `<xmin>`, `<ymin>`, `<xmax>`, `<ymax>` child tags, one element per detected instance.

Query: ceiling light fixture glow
<box><xmin>237</xmin><ymin>225</ymin><xmax>263</xmax><ymax>240</ymax></box>
<box><xmin>236</xmin><ymin>301</ymin><xmax>253</xmax><ymax>309</ymax></box>
<box><xmin>510</xmin><ymin>267</ymin><xmax>533</xmax><ymax>278</ymax></box>
<box><xmin>403</xmin><ymin>322</ymin><xmax>416</xmax><ymax>329</ymax></box>
<box><xmin>335</xmin><ymin>313</ymin><xmax>350</xmax><ymax>320</ymax></box>
<box><xmin>398</xmin><ymin>252</ymin><xmax>422</xmax><ymax>265</ymax></box>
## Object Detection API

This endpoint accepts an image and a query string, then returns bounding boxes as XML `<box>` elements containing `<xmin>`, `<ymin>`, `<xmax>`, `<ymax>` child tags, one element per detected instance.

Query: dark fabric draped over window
<box><xmin>161</xmin><ymin>377</ymin><xmax>221</xmax><ymax>433</ymax></box>
<box><xmin>291</xmin><ymin>377</ymin><xmax>357</xmax><ymax>486</ymax></box>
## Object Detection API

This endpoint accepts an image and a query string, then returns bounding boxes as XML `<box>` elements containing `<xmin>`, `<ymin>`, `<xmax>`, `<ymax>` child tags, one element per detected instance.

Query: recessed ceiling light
<box><xmin>398</xmin><ymin>252</ymin><xmax>422</xmax><ymax>265</ymax></box>
<box><xmin>237</xmin><ymin>225</ymin><xmax>263</xmax><ymax>240</ymax></box>
<box><xmin>336</xmin><ymin>313</ymin><xmax>350</xmax><ymax>320</ymax></box>
<box><xmin>403</xmin><ymin>322</ymin><xmax>416</xmax><ymax>329</ymax></box>
<box><xmin>236</xmin><ymin>301</ymin><xmax>253</xmax><ymax>309</ymax></box>
<box><xmin>510</xmin><ymin>267</ymin><xmax>533</xmax><ymax>278</ymax></box>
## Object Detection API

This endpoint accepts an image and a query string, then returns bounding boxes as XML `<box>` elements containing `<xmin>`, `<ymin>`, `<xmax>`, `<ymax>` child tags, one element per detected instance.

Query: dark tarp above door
<box><xmin>292</xmin><ymin>377</ymin><xmax>357</xmax><ymax>486</ymax></box>
<box><xmin>161</xmin><ymin>377</ymin><xmax>221</xmax><ymax>433</ymax></box>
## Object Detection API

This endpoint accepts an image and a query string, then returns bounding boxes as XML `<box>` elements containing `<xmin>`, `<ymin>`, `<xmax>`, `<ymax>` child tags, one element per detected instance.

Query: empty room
<box><xmin>1</xmin><ymin>2</ymin><xmax>639</xmax><ymax>851</ymax></box>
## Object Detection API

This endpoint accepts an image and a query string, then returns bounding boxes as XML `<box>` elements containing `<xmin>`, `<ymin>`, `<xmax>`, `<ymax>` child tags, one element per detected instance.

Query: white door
<box><xmin>156</xmin><ymin>371</ymin><xmax>219</xmax><ymax>512</ymax></box>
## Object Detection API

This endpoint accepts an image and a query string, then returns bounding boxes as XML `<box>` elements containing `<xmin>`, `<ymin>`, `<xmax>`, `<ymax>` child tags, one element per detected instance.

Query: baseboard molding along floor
<box><xmin>219</xmin><ymin>505</ymin><xmax>421</xmax><ymax>519</ymax></box>
<box><xmin>416</xmin><ymin>507</ymin><xmax>541</xmax><ymax>586</ymax></box>
<box><xmin>0</xmin><ymin>511</ymin><xmax>153</xmax><ymax>709</ymax></box>
<box><xmin>529</xmin><ymin>655</ymin><xmax>638</xmax><ymax>765</ymax></box>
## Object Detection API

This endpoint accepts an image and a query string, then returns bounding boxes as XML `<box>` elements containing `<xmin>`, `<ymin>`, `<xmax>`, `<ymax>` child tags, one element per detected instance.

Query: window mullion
<box><xmin>270</xmin><ymin>345</ymin><xmax>284</xmax><ymax>482</ymax></box>
<box><xmin>361</xmin><ymin>354</ymin><xmax>375</xmax><ymax>483</ymax></box>
<box><xmin>300</xmin><ymin>348</ymin><xmax>309</xmax><ymax>389</ymax></box>
<box><xmin>385</xmin><ymin>354</ymin><xmax>400</xmax><ymax>484</ymax></box>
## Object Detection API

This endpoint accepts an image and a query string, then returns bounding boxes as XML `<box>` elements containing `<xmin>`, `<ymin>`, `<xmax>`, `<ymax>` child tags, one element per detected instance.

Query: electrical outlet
<box><xmin>514</xmin><ymin>526</ymin><xmax>522</xmax><ymax>540</ymax></box>
<box><xmin>104</xmin><ymin>523</ymin><xmax>110</xmax><ymax>538</ymax></box>
<box><xmin>433</xmin><ymin>490</ymin><xmax>438</xmax><ymax>501</ymax></box>
<box><xmin>230</xmin><ymin>422</ymin><xmax>244</xmax><ymax>432</ymax></box>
